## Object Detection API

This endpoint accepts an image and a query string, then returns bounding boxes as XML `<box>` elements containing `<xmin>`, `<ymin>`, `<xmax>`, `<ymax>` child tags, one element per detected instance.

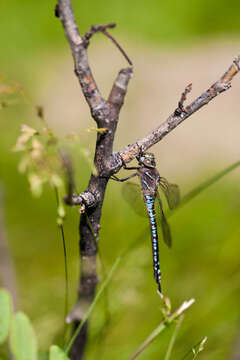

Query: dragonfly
<box><xmin>111</xmin><ymin>151</ymin><xmax>180</xmax><ymax>293</ymax></box>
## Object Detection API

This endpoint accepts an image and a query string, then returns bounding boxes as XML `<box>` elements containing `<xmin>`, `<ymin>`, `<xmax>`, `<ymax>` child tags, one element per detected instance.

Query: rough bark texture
<box><xmin>56</xmin><ymin>1</ymin><xmax>240</xmax><ymax>358</ymax></box>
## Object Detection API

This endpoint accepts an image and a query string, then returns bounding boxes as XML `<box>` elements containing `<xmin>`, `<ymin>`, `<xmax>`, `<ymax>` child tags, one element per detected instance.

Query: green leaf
<box><xmin>49</xmin><ymin>345</ymin><xmax>70</xmax><ymax>360</ymax></box>
<box><xmin>10</xmin><ymin>312</ymin><xmax>38</xmax><ymax>360</ymax></box>
<box><xmin>0</xmin><ymin>289</ymin><xmax>12</xmax><ymax>344</ymax></box>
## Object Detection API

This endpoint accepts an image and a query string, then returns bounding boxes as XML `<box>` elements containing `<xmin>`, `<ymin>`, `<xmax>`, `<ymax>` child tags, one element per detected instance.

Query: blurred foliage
<box><xmin>1</xmin><ymin>1</ymin><xmax>240</xmax><ymax>359</ymax></box>
<box><xmin>1</xmin><ymin>0</ymin><xmax>240</xmax><ymax>67</ymax></box>
<box><xmin>0</xmin><ymin>288</ymin><xmax>71</xmax><ymax>360</ymax></box>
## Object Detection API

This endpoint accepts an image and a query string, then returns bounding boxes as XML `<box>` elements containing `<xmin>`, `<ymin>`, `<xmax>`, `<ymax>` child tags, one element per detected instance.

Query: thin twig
<box><xmin>175</xmin><ymin>83</ymin><xmax>192</xmax><ymax>115</ymax></box>
<box><xmin>102</xmin><ymin>29</ymin><xmax>133</xmax><ymax>65</ymax></box>
<box><xmin>82</xmin><ymin>23</ymin><xmax>133</xmax><ymax>65</ymax></box>
<box><xmin>83</xmin><ymin>23</ymin><xmax>116</xmax><ymax>42</ymax></box>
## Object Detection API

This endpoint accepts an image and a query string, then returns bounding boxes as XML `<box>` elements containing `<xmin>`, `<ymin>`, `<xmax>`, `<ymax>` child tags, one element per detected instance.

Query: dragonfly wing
<box><xmin>156</xmin><ymin>191</ymin><xmax>172</xmax><ymax>248</ymax></box>
<box><xmin>159</xmin><ymin>177</ymin><xmax>180</xmax><ymax>210</ymax></box>
<box><xmin>122</xmin><ymin>182</ymin><xmax>147</xmax><ymax>217</ymax></box>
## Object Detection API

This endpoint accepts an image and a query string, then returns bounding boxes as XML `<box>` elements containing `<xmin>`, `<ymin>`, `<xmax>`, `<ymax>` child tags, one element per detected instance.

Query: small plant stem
<box><xmin>164</xmin><ymin>315</ymin><xmax>184</xmax><ymax>360</ymax></box>
<box><xmin>65</xmin><ymin>256</ymin><xmax>121</xmax><ymax>355</ymax></box>
<box><xmin>129</xmin><ymin>299</ymin><xmax>194</xmax><ymax>360</ymax></box>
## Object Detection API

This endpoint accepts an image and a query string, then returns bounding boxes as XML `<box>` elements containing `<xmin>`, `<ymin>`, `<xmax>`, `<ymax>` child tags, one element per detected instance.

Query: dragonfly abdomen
<box><xmin>144</xmin><ymin>194</ymin><xmax>161</xmax><ymax>292</ymax></box>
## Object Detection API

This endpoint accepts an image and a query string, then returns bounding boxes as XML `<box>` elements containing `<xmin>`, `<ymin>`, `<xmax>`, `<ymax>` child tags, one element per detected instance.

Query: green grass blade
<box><xmin>54</xmin><ymin>187</ymin><xmax>69</xmax><ymax>342</ymax></box>
<box><xmin>192</xmin><ymin>337</ymin><xmax>207</xmax><ymax>360</ymax></box>
<box><xmin>180</xmin><ymin>337</ymin><xmax>207</xmax><ymax>360</ymax></box>
<box><xmin>10</xmin><ymin>312</ymin><xmax>38</xmax><ymax>360</ymax></box>
<box><xmin>0</xmin><ymin>289</ymin><xmax>12</xmax><ymax>344</ymax></box>
<box><xmin>164</xmin><ymin>315</ymin><xmax>184</xmax><ymax>360</ymax></box>
<box><xmin>65</xmin><ymin>256</ymin><xmax>121</xmax><ymax>355</ymax></box>
<box><xmin>181</xmin><ymin>341</ymin><xmax>202</xmax><ymax>360</ymax></box>
<box><xmin>178</xmin><ymin>161</ymin><xmax>240</xmax><ymax>210</ymax></box>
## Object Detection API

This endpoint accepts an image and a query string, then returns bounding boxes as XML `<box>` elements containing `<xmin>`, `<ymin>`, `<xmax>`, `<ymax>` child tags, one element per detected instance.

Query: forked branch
<box><xmin>56</xmin><ymin>1</ymin><xmax>132</xmax><ymax>358</ymax></box>
<box><xmin>67</xmin><ymin>56</ymin><xmax>240</xmax><ymax>209</ymax></box>
<box><xmin>56</xmin><ymin>1</ymin><xmax>240</xmax><ymax>359</ymax></box>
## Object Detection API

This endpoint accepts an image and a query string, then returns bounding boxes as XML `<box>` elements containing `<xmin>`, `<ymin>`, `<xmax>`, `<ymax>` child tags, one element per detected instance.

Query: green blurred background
<box><xmin>1</xmin><ymin>0</ymin><xmax>240</xmax><ymax>359</ymax></box>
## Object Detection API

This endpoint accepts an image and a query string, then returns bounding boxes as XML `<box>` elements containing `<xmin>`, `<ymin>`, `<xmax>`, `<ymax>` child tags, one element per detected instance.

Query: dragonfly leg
<box><xmin>123</xmin><ymin>164</ymin><xmax>140</xmax><ymax>170</ymax></box>
<box><xmin>111</xmin><ymin>173</ymin><xmax>137</xmax><ymax>182</ymax></box>
<box><xmin>121</xmin><ymin>157</ymin><xmax>140</xmax><ymax>171</ymax></box>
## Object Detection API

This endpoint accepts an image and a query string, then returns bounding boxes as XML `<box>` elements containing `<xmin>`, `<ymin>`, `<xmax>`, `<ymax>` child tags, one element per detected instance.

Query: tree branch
<box><xmin>56</xmin><ymin>1</ymin><xmax>133</xmax><ymax>358</ymax></box>
<box><xmin>116</xmin><ymin>56</ymin><xmax>240</xmax><ymax>166</ymax></box>
<box><xmin>57</xmin><ymin>0</ymin><xmax>106</xmax><ymax>122</ymax></box>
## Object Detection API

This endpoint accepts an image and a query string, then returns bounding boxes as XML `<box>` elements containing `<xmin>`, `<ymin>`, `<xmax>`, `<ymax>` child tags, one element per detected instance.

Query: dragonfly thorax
<box><xmin>137</xmin><ymin>152</ymin><xmax>156</xmax><ymax>168</ymax></box>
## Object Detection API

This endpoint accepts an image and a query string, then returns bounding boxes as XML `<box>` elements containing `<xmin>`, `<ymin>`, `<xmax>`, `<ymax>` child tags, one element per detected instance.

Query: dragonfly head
<box><xmin>137</xmin><ymin>152</ymin><xmax>156</xmax><ymax>168</ymax></box>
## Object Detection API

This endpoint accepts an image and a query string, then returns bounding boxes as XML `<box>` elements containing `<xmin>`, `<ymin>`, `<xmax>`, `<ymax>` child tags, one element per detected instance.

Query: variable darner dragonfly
<box><xmin>112</xmin><ymin>151</ymin><xmax>180</xmax><ymax>293</ymax></box>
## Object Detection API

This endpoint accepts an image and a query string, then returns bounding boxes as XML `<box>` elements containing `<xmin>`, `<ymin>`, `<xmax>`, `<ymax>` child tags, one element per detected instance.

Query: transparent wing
<box><xmin>122</xmin><ymin>182</ymin><xmax>147</xmax><ymax>217</ymax></box>
<box><xmin>159</xmin><ymin>177</ymin><xmax>180</xmax><ymax>210</ymax></box>
<box><xmin>156</xmin><ymin>191</ymin><xmax>172</xmax><ymax>248</ymax></box>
